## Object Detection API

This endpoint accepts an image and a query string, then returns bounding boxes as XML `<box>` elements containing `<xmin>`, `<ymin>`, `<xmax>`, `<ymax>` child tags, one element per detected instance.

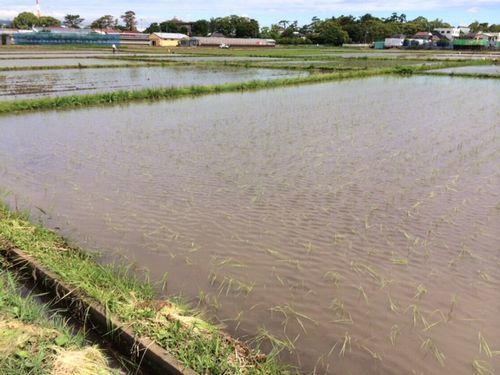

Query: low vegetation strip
<box><xmin>416</xmin><ymin>71</ymin><xmax>500</xmax><ymax>79</ymax></box>
<box><xmin>0</xmin><ymin>203</ymin><xmax>288</xmax><ymax>374</ymax></box>
<box><xmin>0</xmin><ymin>266</ymin><xmax>118</xmax><ymax>375</ymax></box>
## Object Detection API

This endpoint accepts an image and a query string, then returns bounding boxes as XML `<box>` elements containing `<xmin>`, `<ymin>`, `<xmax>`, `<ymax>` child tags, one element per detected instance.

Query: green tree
<box><xmin>260</xmin><ymin>24</ymin><xmax>281</xmax><ymax>39</ymax></box>
<box><xmin>191</xmin><ymin>20</ymin><xmax>209</xmax><ymax>36</ymax></box>
<box><xmin>235</xmin><ymin>18</ymin><xmax>259</xmax><ymax>37</ymax></box>
<box><xmin>90</xmin><ymin>15</ymin><xmax>116</xmax><ymax>29</ymax></box>
<box><xmin>428</xmin><ymin>18</ymin><xmax>451</xmax><ymax>29</ymax></box>
<box><xmin>12</xmin><ymin>12</ymin><xmax>39</xmax><ymax>29</ymax></box>
<box><xmin>63</xmin><ymin>14</ymin><xmax>84</xmax><ymax>28</ymax></box>
<box><xmin>281</xmin><ymin>20</ymin><xmax>299</xmax><ymax>38</ymax></box>
<box><xmin>144</xmin><ymin>22</ymin><xmax>160</xmax><ymax>33</ymax></box>
<box><xmin>159</xmin><ymin>21</ymin><xmax>178</xmax><ymax>32</ymax></box>
<box><xmin>210</xmin><ymin>16</ymin><xmax>233</xmax><ymax>36</ymax></box>
<box><xmin>209</xmin><ymin>15</ymin><xmax>259</xmax><ymax>38</ymax></box>
<box><xmin>315</xmin><ymin>20</ymin><xmax>349</xmax><ymax>45</ymax></box>
<box><xmin>121</xmin><ymin>10</ymin><xmax>137</xmax><ymax>31</ymax></box>
<box><xmin>38</xmin><ymin>16</ymin><xmax>61</xmax><ymax>27</ymax></box>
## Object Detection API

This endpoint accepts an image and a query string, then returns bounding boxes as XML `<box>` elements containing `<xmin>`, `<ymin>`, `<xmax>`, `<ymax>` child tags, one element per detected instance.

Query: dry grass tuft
<box><xmin>51</xmin><ymin>346</ymin><xmax>113</xmax><ymax>375</ymax></box>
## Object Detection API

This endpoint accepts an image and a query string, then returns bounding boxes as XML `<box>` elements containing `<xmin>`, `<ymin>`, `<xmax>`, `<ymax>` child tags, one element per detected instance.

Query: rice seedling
<box><xmin>478</xmin><ymin>332</ymin><xmax>494</xmax><ymax>358</ymax></box>
<box><xmin>447</xmin><ymin>294</ymin><xmax>458</xmax><ymax>322</ymax></box>
<box><xmin>338</xmin><ymin>332</ymin><xmax>352</xmax><ymax>357</ymax></box>
<box><xmin>355</xmin><ymin>285</ymin><xmax>369</xmax><ymax>305</ymax></box>
<box><xmin>210</xmin><ymin>256</ymin><xmax>247</xmax><ymax>269</ymax></box>
<box><xmin>389</xmin><ymin>325</ymin><xmax>400</xmax><ymax>346</ymax></box>
<box><xmin>266</xmin><ymin>248</ymin><xmax>286</xmax><ymax>260</ymax></box>
<box><xmin>350</xmin><ymin>262</ymin><xmax>383</xmax><ymax>285</ymax></box>
<box><xmin>329</xmin><ymin>298</ymin><xmax>353</xmax><ymax>324</ymax></box>
<box><xmin>390</xmin><ymin>255</ymin><xmax>409</xmax><ymax>265</ymax></box>
<box><xmin>270</xmin><ymin>304</ymin><xmax>319</xmax><ymax>334</ymax></box>
<box><xmin>413</xmin><ymin>284</ymin><xmax>427</xmax><ymax>300</ymax></box>
<box><xmin>253</xmin><ymin>327</ymin><xmax>296</xmax><ymax>356</ymax></box>
<box><xmin>360</xmin><ymin>344</ymin><xmax>382</xmax><ymax>361</ymax></box>
<box><xmin>472</xmin><ymin>359</ymin><xmax>494</xmax><ymax>375</ymax></box>
<box><xmin>323</xmin><ymin>271</ymin><xmax>345</xmax><ymax>288</ymax></box>
<box><xmin>405</xmin><ymin>304</ymin><xmax>427</xmax><ymax>328</ymax></box>
<box><xmin>478</xmin><ymin>271</ymin><xmax>497</xmax><ymax>285</ymax></box>
<box><xmin>387</xmin><ymin>294</ymin><xmax>399</xmax><ymax>313</ymax></box>
<box><xmin>420</xmin><ymin>337</ymin><xmax>446</xmax><ymax>367</ymax></box>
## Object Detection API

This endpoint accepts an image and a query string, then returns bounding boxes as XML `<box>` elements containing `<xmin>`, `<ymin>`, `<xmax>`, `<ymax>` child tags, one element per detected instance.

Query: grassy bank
<box><xmin>0</xmin><ymin>266</ymin><xmax>118</xmax><ymax>375</ymax></box>
<box><xmin>0</xmin><ymin>203</ymin><xmax>289</xmax><ymax>374</ymax></box>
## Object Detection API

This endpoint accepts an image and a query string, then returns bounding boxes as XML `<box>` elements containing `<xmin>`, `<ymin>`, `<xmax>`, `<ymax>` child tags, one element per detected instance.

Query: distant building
<box><xmin>474</xmin><ymin>32</ymin><xmax>500</xmax><ymax>48</ymax></box>
<box><xmin>453</xmin><ymin>38</ymin><xmax>488</xmax><ymax>50</ymax></box>
<box><xmin>384</xmin><ymin>35</ymin><xmax>405</xmax><ymax>48</ymax></box>
<box><xmin>149</xmin><ymin>32</ymin><xmax>189</xmax><ymax>47</ymax></box>
<box><xmin>434</xmin><ymin>27</ymin><xmax>470</xmax><ymax>41</ymax></box>
<box><xmin>12</xmin><ymin>29</ymin><xmax>120</xmax><ymax>46</ymax></box>
<box><xmin>33</xmin><ymin>26</ymin><xmax>89</xmax><ymax>34</ymax></box>
<box><xmin>407</xmin><ymin>32</ymin><xmax>442</xmax><ymax>46</ymax></box>
<box><xmin>188</xmin><ymin>36</ymin><xmax>276</xmax><ymax>47</ymax></box>
<box><xmin>0</xmin><ymin>29</ymin><xmax>16</xmax><ymax>45</ymax></box>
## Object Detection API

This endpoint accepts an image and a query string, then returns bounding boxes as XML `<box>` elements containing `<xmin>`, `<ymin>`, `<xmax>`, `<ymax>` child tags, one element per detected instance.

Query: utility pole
<box><xmin>36</xmin><ymin>0</ymin><xmax>41</xmax><ymax>17</ymax></box>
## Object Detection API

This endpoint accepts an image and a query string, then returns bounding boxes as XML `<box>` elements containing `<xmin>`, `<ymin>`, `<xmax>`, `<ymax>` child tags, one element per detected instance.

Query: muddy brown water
<box><xmin>0</xmin><ymin>76</ymin><xmax>499</xmax><ymax>374</ymax></box>
<box><xmin>0</xmin><ymin>66</ymin><xmax>307</xmax><ymax>100</ymax></box>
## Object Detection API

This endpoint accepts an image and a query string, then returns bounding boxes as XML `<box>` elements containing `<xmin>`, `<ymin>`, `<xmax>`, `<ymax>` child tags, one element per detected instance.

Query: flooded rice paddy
<box><xmin>0</xmin><ymin>76</ymin><xmax>499</xmax><ymax>374</ymax></box>
<box><xmin>0</xmin><ymin>66</ymin><xmax>306</xmax><ymax>99</ymax></box>
<box><xmin>0</xmin><ymin>57</ymin><xmax>134</xmax><ymax>68</ymax></box>
<box><xmin>428</xmin><ymin>65</ymin><xmax>500</xmax><ymax>75</ymax></box>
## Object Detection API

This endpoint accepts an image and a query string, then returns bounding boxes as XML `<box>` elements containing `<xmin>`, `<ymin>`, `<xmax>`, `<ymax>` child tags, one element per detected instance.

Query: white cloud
<box><xmin>467</xmin><ymin>6</ymin><xmax>481</xmax><ymax>12</ymax></box>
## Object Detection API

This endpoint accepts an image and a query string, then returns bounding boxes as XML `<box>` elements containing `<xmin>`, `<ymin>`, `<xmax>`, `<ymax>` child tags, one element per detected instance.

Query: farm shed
<box><xmin>384</xmin><ymin>36</ymin><xmax>405</xmax><ymax>48</ymax></box>
<box><xmin>453</xmin><ymin>39</ymin><xmax>488</xmax><ymax>50</ymax></box>
<box><xmin>0</xmin><ymin>29</ymin><xmax>16</xmax><ymax>45</ymax></box>
<box><xmin>119</xmin><ymin>32</ymin><xmax>151</xmax><ymax>46</ymax></box>
<box><xmin>189</xmin><ymin>37</ymin><xmax>275</xmax><ymax>47</ymax></box>
<box><xmin>149</xmin><ymin>32</ymin><xmax>189</xmax><ymax>47</ymax></box>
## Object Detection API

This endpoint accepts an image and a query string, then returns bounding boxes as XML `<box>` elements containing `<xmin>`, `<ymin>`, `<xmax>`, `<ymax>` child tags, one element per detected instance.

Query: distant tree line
<box><xmin>12</xmin><ymin>12</ymin><xmax>61</xmax><ymax>29</ymax></box>
<box><xmin>144</xmin><ymin>15</ymin><xmax>260</xmax><ymax>38</ymax></box>
<box><xmin>10</xmin><ymin>10</ymin><xmax>500</xmax><ymax>46</ymax></box>
<box><xmin>11</xmin><ymin>10</ymin><xmax>138</xmax><ymax>32</ymax></box>
<box><xmin>261</xmin><ymin>14</ymin><xmax>500</xmax><ymax>45</ymax></box>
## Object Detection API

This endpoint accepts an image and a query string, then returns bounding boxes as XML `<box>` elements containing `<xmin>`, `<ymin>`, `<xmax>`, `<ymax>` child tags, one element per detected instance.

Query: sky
<box><xmin>1</xmin><ymin>0</ymin><xmax>499</xmax><ymax>29</ymax></box>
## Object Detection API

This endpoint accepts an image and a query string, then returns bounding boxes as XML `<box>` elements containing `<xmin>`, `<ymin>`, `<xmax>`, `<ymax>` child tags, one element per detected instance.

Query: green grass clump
<box><xmin>0</xmin><ymin>203</ymin><xmax>289</xmax><ymax>374</ymax></box>
<box><xmin>0</xmin><ymin>267</ymin><xmax>116</xmax><ymax>375</ymax></box>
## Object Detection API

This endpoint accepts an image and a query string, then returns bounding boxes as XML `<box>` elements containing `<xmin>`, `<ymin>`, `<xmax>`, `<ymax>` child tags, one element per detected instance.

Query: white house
<box><xmin>475</xmin><ymin>32</ymin><xmax>500</xmax><ymax>48</ymax></box>
<box><xmin>434</xmin><ymin>26</ymin><xmax>470</xmax><ymax>41</ymax></box>
<box><xmin>384</xmin><ymin>36</ymin><xmax>405</xmax><ymax>48</ymax></box>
